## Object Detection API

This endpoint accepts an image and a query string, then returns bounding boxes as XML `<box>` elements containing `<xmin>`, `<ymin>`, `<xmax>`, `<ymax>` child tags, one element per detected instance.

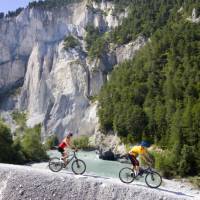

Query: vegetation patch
<box><xmin>44</xmin><ymin>135</ymin><xmax>59</xmax><ymax>150</ymax></box>
<box><xmin>72</xmin><ymin>135</ymin><xmax>92</xmax><ymax>150</ymax></box>
<box><xmin>63</xmin><ymin>35</ymin><xmax>80</xmax><ymax>50</ymax></box>
<box><xmin>85</xmin><ymin>24</ymin><xmax>107</xmax><ymax>59</ymax></box>
<box><xmin>20</xmin><ymin>125</ymin><xmax>48</xmax><ymax>162</ymax></box>
<box><xmin>0</xmin><ymin>112</ymin><xmax>49</xmax><ymax>164</ymax></box>
<box><xmin>12</xmin><ymin>111</ymin><xmax>27</xmax><ymax>128</ymax></box>
<box><xmin>188</xmin><ymin>176</ymin><xmax>200</xmax><ymax>188</ymax></box>
<box><xmin>5</xmin><ymin>8</ymin><xmax>23</xmax><ymax>18</ymax></box>
<box><xmin>28</xmin><ymin>0</ymin><xmax>81</xmax><ymax>9</ymax></box>
<box><xmin>87</xmin><ymin>95</ymin><xmax>98</xmax><ymax>102</ymax></box>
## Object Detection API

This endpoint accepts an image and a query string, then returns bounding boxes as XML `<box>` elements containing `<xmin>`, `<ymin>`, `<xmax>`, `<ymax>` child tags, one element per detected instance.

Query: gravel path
<box><xmin>0</xmin><ymin>164</ymin><xmax>199</xmax><ymax>200</ymax></box>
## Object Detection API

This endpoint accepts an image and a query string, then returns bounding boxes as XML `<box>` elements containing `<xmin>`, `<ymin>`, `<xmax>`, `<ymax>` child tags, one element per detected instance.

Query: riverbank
<box><xmin>0</xmin><ymin>164</ymin><xmax>198</xmax><ymax>200</ymax></box>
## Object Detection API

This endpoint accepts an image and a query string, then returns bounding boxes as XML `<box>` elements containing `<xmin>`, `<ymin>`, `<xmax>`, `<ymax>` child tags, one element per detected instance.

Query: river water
<box><xmin>48</xmin><ymin>150</ymin><xmax>131</xmax><ymax>178</ymax></box>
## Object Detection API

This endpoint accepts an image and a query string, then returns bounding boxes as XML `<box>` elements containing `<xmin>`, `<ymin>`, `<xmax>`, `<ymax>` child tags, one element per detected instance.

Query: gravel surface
<box><xmin>0</xmin><ymin>164</ymin><xmax>198</xmax><ymax>200</ymax></box>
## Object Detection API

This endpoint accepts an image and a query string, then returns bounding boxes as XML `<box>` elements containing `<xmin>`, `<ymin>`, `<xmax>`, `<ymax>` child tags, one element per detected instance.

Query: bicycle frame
<box><xmin>143</xmin><ymin>167</ymin><xmax>152</xmax><ymax>173</ymax></box>
<box><xmin>134</xmin><ymin>166</ymin><xmax>153</xmax><ymax>178</ymax></box>
<box><xmin>65</xmin><ymin>151</ymin><xmax>78</xmax><ymax>165</ymax></box>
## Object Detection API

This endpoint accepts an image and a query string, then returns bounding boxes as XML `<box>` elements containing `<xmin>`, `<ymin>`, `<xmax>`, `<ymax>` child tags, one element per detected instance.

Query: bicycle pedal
<box><xmin>63</xmin><ymin>164</ymin><xmax>68</xmax><ymax>169</ymax></box>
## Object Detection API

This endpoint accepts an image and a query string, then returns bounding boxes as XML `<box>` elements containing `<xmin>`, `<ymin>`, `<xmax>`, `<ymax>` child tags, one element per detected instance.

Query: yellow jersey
<box><xmin>129</xmin><ymin>145</ymin><xmax>147</xmax><ymax>157</ymax></box>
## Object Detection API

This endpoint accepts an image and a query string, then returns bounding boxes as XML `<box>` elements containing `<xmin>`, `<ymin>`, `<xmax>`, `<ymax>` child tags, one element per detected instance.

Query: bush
<box><xmin>1</xmin><ymin>118</ymin><xmax>48</xmax><ymax>163</ymax></box>
<box><xmin>21</xmin><ymin>125</ymin><xmax>48</xmax><ymax>162</ymax></box>
<box><xmin>188</xmin><ymin>177</ymin><xmax>200</xmax><ymax>188</ymax></box>
<box><xmin>152</xmin><ymin>150</ymin><xmax>178</xmax><ymax>178</ymax></box>
<box><xmin>12</xmin><ymin>111</ymin><xmax>27</xmax><ymax>128</ymax></box>
<box><xmin>63</xmin><ymin>35</ymin><xmax>80</xmax><ymax>50</ymax></box>
<box><xmin>0</xmin><ymin>122</ymin><xmax>14</xmax><ymax>163</ymax></box>
<box><xmin>11</xmin><ymin>112</ymin><xmax>48</xmax><ymax>163</ymax></box>
<box><xmin>0</xmin><ymin>122</ymin><xmax>25</xmax><ymax>164</ymax></box>
<box><xmin>12</xmin><ymin>138</ymin><xmax>26</xmax><ymax>164</ymax></box>
<box><xmin>72</xmin><ymin>135</ymin><xmax>90</xmax><ymax>150</ymax></box>
<box><xmin>44</xmin><ymin>135</ymin><xmax>59</xmax><ymax>150</ymax></box>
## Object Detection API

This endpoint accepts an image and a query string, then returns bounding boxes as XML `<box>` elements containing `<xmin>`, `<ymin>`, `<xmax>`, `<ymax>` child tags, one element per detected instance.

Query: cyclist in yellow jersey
<box><xmin>128</xmin><ymin>141</ymin><xmax>153</xmax><ymax>176</ymax></box>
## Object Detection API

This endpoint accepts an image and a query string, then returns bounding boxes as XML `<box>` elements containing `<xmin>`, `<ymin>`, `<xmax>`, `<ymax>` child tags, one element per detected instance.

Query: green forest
<box><xmin>28</xmin><ymin>0</ymin><xmax>81</xmax><ymax>9</ymax></box>
<box><xmin>86</xmin><ymin>0</ymin><xmax>200</xmax><ymax>59</ymax></box>
<box><xmin>98</xmin><ymin>0</ymin><xmax>200</xmax><ymax>177</ymax></box>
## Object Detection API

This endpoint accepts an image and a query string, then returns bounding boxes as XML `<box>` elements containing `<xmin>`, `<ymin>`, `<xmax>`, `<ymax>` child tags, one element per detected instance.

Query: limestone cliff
<box><xmin>0</xmin><ymin>0</ymin><xmax>145</xmax><ymax>139</ymax></box>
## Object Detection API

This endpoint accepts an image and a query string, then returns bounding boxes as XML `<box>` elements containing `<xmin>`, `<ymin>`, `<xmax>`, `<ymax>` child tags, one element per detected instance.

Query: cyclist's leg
<box><xmin>58</xmin><ymin>147</ymin><xmax>65</xmax><ymax>159</ymax></box>
<box><xmin>58</xmin><ymin>147</ymin><xmax>68</xmax><ymax>165</ymax></box>
<box><xmin>128</xmin><ymin>154</ymin><xmax>138</xmax><ymax>175</ymax></box>
<box><xmin>134</xmin><ymin>157</ymin><xmax>140</xmax><ymax>176</ymax></box>
<box><xmin>62</xmin><ymin>148</ymin><xmax>70</xmax><ymax>165</ymax></box>
<box><xmin>129</xmin><ymin>154</ymin><xmax>140</xmax><ymax>175</ymax></box>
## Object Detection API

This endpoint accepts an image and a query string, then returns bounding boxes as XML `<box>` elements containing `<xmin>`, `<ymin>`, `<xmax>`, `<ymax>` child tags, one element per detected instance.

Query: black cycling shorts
<box><xmin>58</xmin><ymin>147</ymin><xmax>64</xmax><ymax>156</ymax></box>
<box><xmin>128</xmin><ymin>154</ymin><xmax>139</xmax><ymax>166</ymax></box>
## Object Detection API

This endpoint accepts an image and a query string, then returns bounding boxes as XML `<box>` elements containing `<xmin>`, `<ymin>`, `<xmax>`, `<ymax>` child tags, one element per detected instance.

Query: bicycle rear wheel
<box><xmin>71</xmin><ymin>159</ymin><xmax>86</xmax><ymax>175</ymax></box>
<box><xmin>119</xmin><ymin>167</ymin><xmax>135</xmax><ymax>184</ymax></box>
<box><xmin>48</xmin><ymin>157</ymin><xmax>63</xmax><ymax>172</ymax></box>
<box><xmin>145</xmin><ymin>171</ymin><xmax>162</xmax><ymax>188</ymax></box>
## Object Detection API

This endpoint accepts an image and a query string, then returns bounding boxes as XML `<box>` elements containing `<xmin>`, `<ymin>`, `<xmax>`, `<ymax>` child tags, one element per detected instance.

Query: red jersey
<box><xmin>59</xmin><ymin>138</ymin><xmax>71</xmax><ymax>149</ymax></box>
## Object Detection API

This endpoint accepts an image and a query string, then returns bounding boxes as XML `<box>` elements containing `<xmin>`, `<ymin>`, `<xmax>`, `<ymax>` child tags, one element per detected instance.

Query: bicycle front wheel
<box><xmin>48</xmin><ymin>157</ymin><xmax>63</xmax><ymax>172</ymax></box>
<box><xmin>119</xmin><ymin>167</ymin><xmax>135</xmax><ymax>184</ymax></box>
<box><xmin>71</xmin><ymin>159</ymin><xmax>86</xmax><ymax>175</ymax></box>
<box><xmin>145</xmin><ymin>171</ymin><xmax>162</xmax><ymax>188</ymax></box>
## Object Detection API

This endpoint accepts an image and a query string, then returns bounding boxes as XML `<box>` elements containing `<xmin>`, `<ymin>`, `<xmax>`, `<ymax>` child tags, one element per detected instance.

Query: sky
<box><xmin>0</xmin><ymin>0</ymin><xmax>36</xmax><ymax>13</ymax></box>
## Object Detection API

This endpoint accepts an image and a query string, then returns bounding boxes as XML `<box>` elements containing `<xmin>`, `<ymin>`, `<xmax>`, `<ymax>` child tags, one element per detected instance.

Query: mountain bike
<box><xmin>119</xmin><ymin>166</ymin><xmax>162</xmax><ymax>188</ymax></box>
<box><xmin>48</xmin><ymin>150</ymin><xmax>86</xmax><ymax>175</ymax></box>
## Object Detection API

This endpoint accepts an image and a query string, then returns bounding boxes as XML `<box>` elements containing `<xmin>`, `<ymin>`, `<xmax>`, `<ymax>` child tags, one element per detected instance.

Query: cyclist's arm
<box><xmin>70</xmin><ymin>144</ymin><xmax>77</xmax><ymax>150</ymax></box>
<box><xmin>142</xmin><ymin>152</ymin><xmax>153</xmax><ymax>165</ymax></box>
<box><xmin>68</xmin><ymin>140</ymin><xmax>78</xmax><ymax>151</ymax></box>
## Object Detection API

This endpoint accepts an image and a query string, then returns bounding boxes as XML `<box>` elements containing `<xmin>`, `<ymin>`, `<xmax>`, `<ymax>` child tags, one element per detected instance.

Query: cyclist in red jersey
<box><xmin>58</xmin><ymin>132</ymin><xmax>74</xmax><ymax>165</ymax></box>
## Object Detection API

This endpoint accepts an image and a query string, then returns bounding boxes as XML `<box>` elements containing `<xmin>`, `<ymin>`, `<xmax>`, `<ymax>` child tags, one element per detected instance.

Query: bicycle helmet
<box><xmin>66</xmin><ymin>132</ymin><xmax>73</xmax><ymax>137</ymax></box>
<box><xmin>141</xmin><ymin>141</ymin><xmax>151</xmax><ymax>148</ymax></box>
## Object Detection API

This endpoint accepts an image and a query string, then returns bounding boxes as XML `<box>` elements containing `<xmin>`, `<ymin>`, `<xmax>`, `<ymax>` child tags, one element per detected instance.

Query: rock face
<box><xmin>187</xmin><ymin>8</ymin><xmax>200</xmax><ymax>23</ymax></box>
<box><xmin>90</xmin><ymin>131</ymin><xmax>127</xmax><ymax>157</ymax></box>
<box><xmin>116</xmin><ymin>36</ymin><xmax>146</xmax><ymax>64</ymax></box>
<box><xmin>0</xmin><ymin>0</ymin><xmax>146</xmax><ymax>139</ymax></box>
<box><xmin>99</xmin><ymin>148</ymin><xmax>115</xmax><ymax>160</ymax></box>
<box><xmin>0</xmin><ymin>164</ymin><xmax>190</xmax><ymax>200</ymax></box>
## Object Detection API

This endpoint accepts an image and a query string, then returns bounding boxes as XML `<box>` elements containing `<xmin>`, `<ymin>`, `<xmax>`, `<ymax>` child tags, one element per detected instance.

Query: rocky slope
<box><xmin>0</xmin><ymin>164</ymin><xmax>196</xmax><ymax>200</ymax></box>
<box><xmin>0</xmin><ymin>0</ymin><xmax>145</xmax><ymax>140</ymax></box>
